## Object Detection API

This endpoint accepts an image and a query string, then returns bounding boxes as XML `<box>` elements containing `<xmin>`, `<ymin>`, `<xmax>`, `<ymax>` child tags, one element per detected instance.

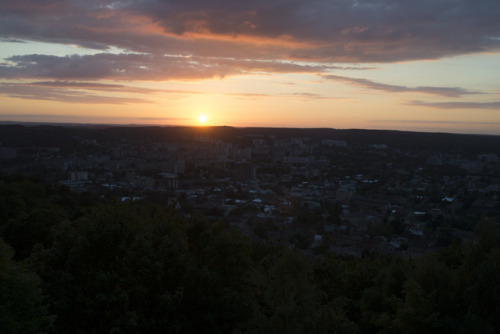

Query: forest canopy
<box><xmin>1</xmin><ymin>175</ymin><xmax>499</xmax><ymax>333</ymax></box>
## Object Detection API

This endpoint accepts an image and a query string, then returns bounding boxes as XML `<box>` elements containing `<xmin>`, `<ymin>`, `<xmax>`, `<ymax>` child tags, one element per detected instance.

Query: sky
<box><xmin>1</xmin><ymin>0</ymin><xmax>499</xmax><ymax>135</ymax></box>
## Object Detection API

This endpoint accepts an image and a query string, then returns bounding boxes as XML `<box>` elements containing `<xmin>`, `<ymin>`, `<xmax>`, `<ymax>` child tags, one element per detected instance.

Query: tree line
<box><xmin>1</xmin><ymin>175</ymin><xmax>499</xmax><ymax>333</ymax></box>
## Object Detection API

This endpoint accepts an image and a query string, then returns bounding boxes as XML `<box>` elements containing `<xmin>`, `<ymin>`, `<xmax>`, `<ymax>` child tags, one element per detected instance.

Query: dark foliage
<box><xmin>1</xmin><ymin>176</ymin><xmax>500</xmax><ymax>333</ymax></box>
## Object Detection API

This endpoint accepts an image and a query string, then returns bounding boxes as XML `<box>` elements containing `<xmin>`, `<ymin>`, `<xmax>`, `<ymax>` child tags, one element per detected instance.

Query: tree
<box><xmin>34</xmin><ymin>204</ymin><xmax>187</xmax><ymax>333</ymax></box>
<box><xmin>393</xmin><ymin>255</ymin><xmax>465</xmax><ymax>333</ymax></box>
<box><xmin>252</xmin><ymin>248</ymin><xmax>321</xmax><ymax>334</ymax></box>
<box><xmin>0</xmin><ymin>239</ymin><xmax>53</xmax><ymax>333</ymax></box>
<box><xmin>180</xmin><ymin>217</ymin><xmax>257</xmax><ymax>334</ymax></box>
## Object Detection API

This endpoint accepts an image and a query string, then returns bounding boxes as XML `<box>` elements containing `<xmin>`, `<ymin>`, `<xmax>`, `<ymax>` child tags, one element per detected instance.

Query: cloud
<box><xmin>0</xmin><ymin>37</ymin><xmax>25</xmax><ymax>43</ymax></box>
<box><xmin>0</xmin><ymin>80</ymin><xmax>343</xmax><ymax>103</ymax></box>
<box><xmin>225</xmin><ymin>91</ymin><xmax>345</xmax><ymax>100</ymax></box>
<box><xmin>407</xmin><ymin>100</ymin><xmax>500</xmax><ymax>110</ymax></box>
<box><xmin>135</xmin><ymin>117</ymin><xmax>188</xmax><ymax>121</ymax></box>
<box><xmin>129</xmin><ymin>0</ymin><xmax>500</xmax><ymax>61</ymax></box>
<box><xmin>0</xmin><ymin>53</ymin><xmax>330</xmax><ymax>81</ymax></box>
<box><xmin>284</xmin><ymin>92</ymin><xmax>346</xmax><ymax>100</ymax></box>
<box><xmin>31</xmin><ymin>81</ymin><xmax>209</xmax><ymax>97</ymax></box>
<box><xmin>368</xmin><ymin>119</ymin><xmax>500</xmax><ymax>125</ymax></box>
<box><xmin>0</xmin><ymin>0</ymin><xmax>498</xmax><ymax>115</ymax></box>
<box><xmin>0</xmin><ymin>114</ymin><xmax>188</xmax><ymax>123</ymax></box>
<box><xmin>0</xmin><ymin>82</ymin><xmax>152</xmax><ymax>104</ymax></box>
<box><xmin>33</xmin><ymin>81</ymin><xmax>164</xmax><ymax>94</ymax></box>
<box><xmin>0</xmin><ymin>0</ymin><xmax>499</xmax><ymax>65</ymax></box>
<box><xmin>323</xmin><ymin>74</ymin><xmax>478</xmax><ymax>97</ymax></box>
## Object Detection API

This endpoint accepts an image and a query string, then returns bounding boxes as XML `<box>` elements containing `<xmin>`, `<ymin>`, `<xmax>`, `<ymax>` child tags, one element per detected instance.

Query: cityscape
<box><xmin>2</xmin><ymin>124</ymin><xmax>499</xmax><ymax>257</ymax></box>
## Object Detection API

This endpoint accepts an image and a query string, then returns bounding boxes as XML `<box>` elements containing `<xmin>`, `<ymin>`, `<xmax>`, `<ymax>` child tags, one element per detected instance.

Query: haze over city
<box><xmin>1</xmin><ymin>0</ymin><xmax>500</xmax><ymax>134</ymax></box>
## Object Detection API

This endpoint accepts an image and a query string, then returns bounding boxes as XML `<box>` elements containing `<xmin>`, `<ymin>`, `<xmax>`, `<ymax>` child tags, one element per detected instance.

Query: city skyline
<box><xmin>1</xmin><ymin>0</ymin><xmax>500</xmax><ymax>135</ymax></box>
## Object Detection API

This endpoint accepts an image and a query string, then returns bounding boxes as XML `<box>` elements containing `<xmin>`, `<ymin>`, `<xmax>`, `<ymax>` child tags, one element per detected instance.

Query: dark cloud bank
<box><xmin>1</xmin><ymin>0</ymin><xmax>498</xmax><ymax>62</ymax></box>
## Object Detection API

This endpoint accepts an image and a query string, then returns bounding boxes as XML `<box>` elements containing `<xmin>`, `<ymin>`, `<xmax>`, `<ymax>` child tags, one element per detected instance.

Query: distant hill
<box><xmin>1</xmin><ymin>123</ymin><xmax>500</xmax><ymax>155</ymax></box>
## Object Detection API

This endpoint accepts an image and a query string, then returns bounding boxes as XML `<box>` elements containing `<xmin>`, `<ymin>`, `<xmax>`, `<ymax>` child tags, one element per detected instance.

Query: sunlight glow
<box><xmin>198</xmin><ymin>114</ymin><xmax>208</xmax><ymax>124</ymax></box>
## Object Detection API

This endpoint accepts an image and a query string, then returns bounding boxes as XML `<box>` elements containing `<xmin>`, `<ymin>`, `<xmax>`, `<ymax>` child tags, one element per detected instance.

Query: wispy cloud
<box><xmin>33</xmin><ymin>81</ymin><xmax>163</xmax><ymax>94</ymax></box>
<box><xmin>0</xmin><ymin>82</ymin><xmax>152</xmax><ymax>104</ymax></box>
<box><xmin>0</xmin><ymin>38</ymin><xmax>25</xmax><ymax>43</ymax></box>
<box><xmin>323</xmin><ymin>74</ymin><xmax>478</xmax><ymax>97</ymax></box>
<box><xmin>0</xmin><ymin>80</ymin><xmax>343</xmax><ymax>103</ymax></box>
<box><xmin>407</xmin><ymin>100</ymin><xmax>500</xmax><ymax>110</ymax></box>
<box><xmin>225</xmin><ymin>91</ymin><xmax>345</xmax><ymax>100</ymax></box>
<box><xmin>0</xmin><ymin>114</ymin><xmax>188</xmax><ymax>123</ymax></box>
<box><xmin>369</xmin><ymin>119</ymin><xmax>500</xmax><ymax>125</ymax></box>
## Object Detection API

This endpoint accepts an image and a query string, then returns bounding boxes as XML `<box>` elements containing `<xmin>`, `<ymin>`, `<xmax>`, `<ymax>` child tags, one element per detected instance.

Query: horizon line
<box><xmin>1</xmin><ymin>120</ymin><xmax>499</xmax><ymax>137</ymax></box>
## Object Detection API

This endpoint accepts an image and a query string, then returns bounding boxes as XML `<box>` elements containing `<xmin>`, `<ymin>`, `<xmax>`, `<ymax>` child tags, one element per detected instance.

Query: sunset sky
<box><xmin>1</xmin><ymin>0</ymin><xmax>499</xmax><ymax>134</ymax></box>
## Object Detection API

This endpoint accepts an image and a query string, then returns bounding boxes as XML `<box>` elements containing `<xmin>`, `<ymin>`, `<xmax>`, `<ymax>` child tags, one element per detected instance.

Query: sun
<box><xmin>198</xmin><ymin>114</ymin><xmax>208</xmax><ymax>124</ymax></box>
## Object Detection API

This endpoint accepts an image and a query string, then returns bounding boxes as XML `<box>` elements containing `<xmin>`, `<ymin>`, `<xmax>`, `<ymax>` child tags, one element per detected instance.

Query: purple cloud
<box><xmin>0</xmin><ymin>53</ymin><xmax>332</xmax><ymax>80</ymax></box>
<box><xmin>323</xmin><ymin>74</ymin><xmax>478</xmax><ymax>97</ymax></box>
<box><xmin>0</xmin><ymin>0</ymin><xmax>499</xmax><ymax>65</ymax></box>
<box><xmin>129</xmin><ymin>0</ymin><xmax>500</xmax><ymax>61</ymax></box>
<box><xmin>407</xmin><ymin>100</ymin><xmax>500</xmax><ymax>109</ymax></box>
